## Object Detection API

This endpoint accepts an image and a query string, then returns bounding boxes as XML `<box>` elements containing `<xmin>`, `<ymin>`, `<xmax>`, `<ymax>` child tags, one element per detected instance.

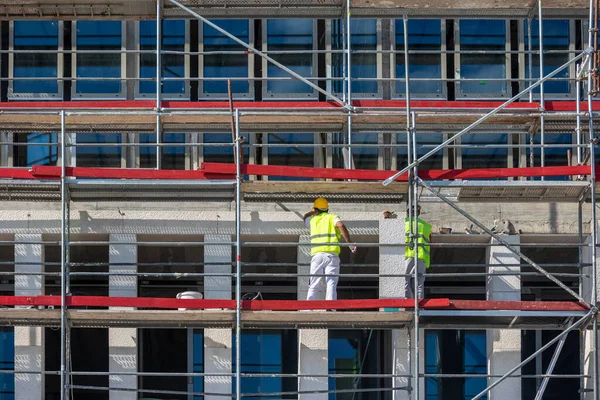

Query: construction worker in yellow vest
<box><xmin>404</xmin><ymin>205</ymin><xmax>432</xmax><ymax>299</ymax></box>
<box><xmin>304</xmin><ymin>197</ymin><xmax>356</xmax><ymax>301</ymax></box>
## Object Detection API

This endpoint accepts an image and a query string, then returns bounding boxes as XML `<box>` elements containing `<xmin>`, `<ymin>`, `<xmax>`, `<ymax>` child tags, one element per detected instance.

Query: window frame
<box><xmin>9</xmin><ymin>21</ymin><xmax>64</xmax><ymax>100</ymax></box>
<box><xmin>455</xmin><ymin>19</ymin><xmax>512</xmax><ymax>99</ymax></box>
<box><xmin>518</xmin><ymin>19</ymin><xmax>576</xmax><ymax>99</ymax></box>
<box><xmin>71</xmin><ymin>20</ymin><xmax>127</xmax><ymax>100</ymax></box>
<box><xmin>262</xmin><ymin>132</ymin><xmax>319</xmax><ymax>181</ymax></box>
<box><xmin>72</xmin><ymin>132</ymin><xmax>125</xmax><ymax>168</ymax></box>
<box><xmin>325</xmin><ymin>18</ymin><xmax>383</xmax><ymax>99</ymax></box>
<box><xmin>199</xmin><ymin>19</ymin><xmax>255</xmax><ymax>100</ymax></box>
<box><xmin>262</xmin><ymin>19</ymin><xmax>319</xmax><ymax>100</ymax></box>
<box><xmin>391</xmin><ymin>18</ymin><xmax>447</xmax><ymax>100</ymax></box>
<box><xmin>455</xmin><ymin>132</ymin><xmax>513</xmax><ymax>170</ymax></box>
<box><xmin>134</xmin><ymin>20</ymin><xmax>190</xmax><ymax>100</ymax></box>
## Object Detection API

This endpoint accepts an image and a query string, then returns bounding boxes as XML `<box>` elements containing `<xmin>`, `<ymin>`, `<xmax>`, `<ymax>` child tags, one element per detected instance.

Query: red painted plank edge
<box><xmin>0</xmin><ymin>296</ymin><xmax>588</xmax><ymax>312</ymax></box>
<box><xmin>201</xmin><ymin>163</ymin><xmax>592</xmax><ymax>181</ymax></box>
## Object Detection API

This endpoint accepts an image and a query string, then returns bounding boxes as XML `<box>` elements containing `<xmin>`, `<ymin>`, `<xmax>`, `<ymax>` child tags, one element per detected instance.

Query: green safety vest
<box><xmin>310</xmin><ymin>213</ymin><xmax>341</xmax><ymax>256</ymax></box>
<box><xmin>405</xmin><ymin>218</ymin><xmax>432</xmax><ymax>268</ymax></box>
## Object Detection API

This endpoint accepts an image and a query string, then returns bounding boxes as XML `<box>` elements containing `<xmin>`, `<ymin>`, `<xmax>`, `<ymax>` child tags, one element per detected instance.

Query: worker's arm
<box><xmin>303</xmin><ymin>209</ymin><xmax>317</xmax><ymax>222</ymax></box>
<box><xmin>336</xmin><ymin>221</ymin><xmax>357</xmax><ymax>253</ymax></box>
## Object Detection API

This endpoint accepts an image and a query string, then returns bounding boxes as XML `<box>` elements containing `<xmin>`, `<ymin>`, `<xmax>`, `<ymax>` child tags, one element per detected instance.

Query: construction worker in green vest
<box><xmin>404</xmin><ymin>205</ymin><xmax>432</xmax><ymax>299</ymax></box>
<box><xmin>304</xmin><ymin>197</ymin><xmax>356</xmax><ymax>301</ymax></box>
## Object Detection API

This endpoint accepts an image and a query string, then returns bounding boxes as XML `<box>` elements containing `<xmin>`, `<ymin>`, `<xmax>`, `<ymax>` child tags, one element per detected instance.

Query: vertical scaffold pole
<box><xmin>528</xmin><ymin>18</ymin><xmax>533</xmax><ymax>103</ymax></box>
<box><xmin>538</xmin><ymin>0</ymin><xmax>546</xmax><ymax>179</ymax></box>
<box><xmin>411</xmin><ymin>111</ymin><xmax>420</xmax><ymax>400</ymax></box>
<box><xmin>59</xmin><ymin>110</ymin><xmax>68</xmax><ymax>400</ymax></box>
<box><xmin>155</xmin><ymin>0</ymin><xmax>162</xmax><ymax>170</ymax></box>
<box><xmin>587</xmin><ymin>0</ymin><xmax>599</xmax><ymax>397</ymax></box>
<box><xmin>577</xmin><ymin>64</ymin><xmax>583</xmax><ymax>165</ymax></box>
<box><xmin>346</xmin><ymin>0</ymin><xmax>352</xmax><ymax>167</ymax></box>
<box><xmin>235</xmin><ymin>108</ymin><xmax>242</xmax><ymax>400</ymax></box>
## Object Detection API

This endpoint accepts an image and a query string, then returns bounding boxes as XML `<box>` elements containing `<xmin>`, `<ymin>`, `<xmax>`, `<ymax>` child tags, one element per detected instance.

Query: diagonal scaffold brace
<box><xmin>417</xmin><ymin>177</ymin><xmax>588</xmax><ymax>305</ymax></box>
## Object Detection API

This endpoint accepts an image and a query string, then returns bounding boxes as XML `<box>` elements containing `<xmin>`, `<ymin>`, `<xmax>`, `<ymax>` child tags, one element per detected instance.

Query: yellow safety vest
<box><xmin>405</xmin><ymin>218</ymin><xmax>432</xmax><ymax>268</ymax></box>
<box><xmin>310</xmin><ymin>213</ymin><xmax>341</xmax><ymax>256</ymax></box>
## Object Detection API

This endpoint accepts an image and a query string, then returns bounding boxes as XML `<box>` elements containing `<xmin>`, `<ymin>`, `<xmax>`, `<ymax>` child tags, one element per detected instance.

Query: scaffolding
<box><xmin>0</xmin><ymin>0</ymin><xmax>596</xmax><ymax>399</ymax></box>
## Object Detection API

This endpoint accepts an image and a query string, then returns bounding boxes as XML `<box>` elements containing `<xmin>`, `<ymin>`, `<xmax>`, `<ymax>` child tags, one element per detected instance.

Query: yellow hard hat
<box><xmin>314</xmin><ymin>197</ymin><xmax>329</xmax><ymax>210</ymax></box>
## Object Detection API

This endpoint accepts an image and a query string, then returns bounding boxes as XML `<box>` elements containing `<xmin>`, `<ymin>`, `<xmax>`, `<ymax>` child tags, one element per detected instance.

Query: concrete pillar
<box><xmin>204</xmin><ymin>329</ymin><xmax>232</xmax><ymax>400</ymax></box>
<box><xmin>204</xmin><ymin>235</ymin><xmax>233</xmax><ymax>399</ymax></box>
<box><xmin>486</xmin><ymin>236</ymin><xmax>521</xmax><ymax>400</ymax></box>
<box><xmin>380</xmin><ymin>216</ymin><xmax>414</xmax><ymax>400</ymax></box>
<box><xmin>298</xmin><ymin>329</ymin><xmax>327</xmax><ymax>400</ymax></box>
<box><xmin>108</xmin><ymin>234</ymin><xmax>137</xmax><ymax>400</ymax></box>
<box><xmin>204</xmin><ymin>235</ymin><xmax>232</xmax><ymax>300</ymax></box>
<box><xmin>298</xmin><ymin>233</ymin><xmax>312</xmax><ymax>301</ymax></box>
<box><xmin>14</xmin><ymin>234</ymin><xmax>44</xmax><ymax>400</ymax></box>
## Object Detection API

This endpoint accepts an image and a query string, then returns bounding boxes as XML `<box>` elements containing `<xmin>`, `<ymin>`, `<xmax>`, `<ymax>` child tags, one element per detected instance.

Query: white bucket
<box><xmin>176</xmin><ymin>291</ymin><xmax>203</xmax><ymax>310</ymax></box>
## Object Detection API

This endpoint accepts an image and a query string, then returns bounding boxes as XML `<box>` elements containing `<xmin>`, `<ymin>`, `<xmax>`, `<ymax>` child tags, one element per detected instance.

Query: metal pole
<box><xmin>59</xmin><ymin>110</ymin><xmax>68</xmax><ymax>400</ymax></box>
<box><xmin>341</xmin><ymin>17</ymin><xmax>347</xmax><ymax>103</ymax></box>
<box><xmin>382</xmin><ymin>49</ymin><xmax>589</xmax><ymax>186</ymax></box>
<box><xmin>471</xmin><ymin>311</ymin><xmax>592</xmax><ymax>400</ymax></box>
<box><xmin>533</xmin><ymin>329</ymin><xmax>568</xmax><ymax>400</ymax></box>
<box><xmin>528</xmin><ymin>18</ymin><xmax>533</xmax><ymax>103</ymax></box>
<box><xmin>538</xmin><ymin>0</ymin><xmax>545</xmax><ymax>179</ymax></box>
<box><xmin>411</xmin><ymin>111</ymin><xmax>420</xmax><ymax>400</ymax></box>
<box><xmin>417</xmin><ymin>177</ymin><xmax>587</xmax><ymax>303</ymax></box>
<box><xmin>234</xmin><ymin>108</ymin><xmax>242</xmax><ymax>400</ymax></box>
<box><xmin>155</xmin><ymin>0</ymin><xmax>162</xmax><ymax>170</ymax></box>
<box><xmin>587</xmin><ymin>0</ymin><xmax>600</xmax><ymax>397</ymax></box>
<box><xmin>168</xmin><ymin>0</ymin><xmax>351</xmax><ymax>110</ymax></box>
<box><xmin>346</xmin><ymin>0</ymin><xmax>352</xmax><ymax>106</ymax></box>
<box><xmin>577</xmin><ymin>64</ymin><xmax>583</xmax><ymax>165</ymax></box>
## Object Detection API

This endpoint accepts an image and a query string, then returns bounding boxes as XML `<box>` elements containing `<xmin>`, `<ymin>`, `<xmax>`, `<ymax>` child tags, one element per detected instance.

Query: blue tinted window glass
<box><xmin>76</xmin><ymin>133</ymin><xmax>121</xmax><ymax>167</ymax></box>
<box><xmin>203</xmin><ymin>20</ymin><xmax>250</xmax><ymax>96</ymax></box>
<box><xmin>268</xmin><ymin>133</ymin><xmax>314</xmax><ymax>181</ymax></box>
<box><xmin>397</xmin><ymin>133</ymin><xmax>443</xmax><ymax>170</ymax></box>
<box><xmin>203</xmin><ymin>133</ymin><xmax>249</xmax><ymax>165</ymax></box>
<box><xmin>140</xmin><ymin>133</ymin><xmax>186</xmax><ymax>169</ymax></box>
<box><xmin>193</xmin><ymin>330</ymin><xmax>203</xmax><ymax>400</ymax></box>
<box><xmin>396</xmin><ymin>20</ymin><xmax>442</xmax><ymax>96</ymax></box>
<box><xmin>463</xmin><ymin>332</ymin><xmax>487</xmax><ymax>400</ymax></box>
<box><xmin>332</xmin><ymin>19</ymin><xmax>378</xmax><ymax>95</ymax></box>
<box><xmin>0</xmin><ymin>329</ymin><xmax>14</xmax><ymax>398</ymax></box>
<box><xmin>266</xmin><ymin>20</ymin><xmax>313</xmax><ymax>95</ymax></box>
<box><xmin>425</xmin><ymin>332</ymin><xmax>440</xmax><ymax>400</ymax></box>
<box><xmin>23</xmin><ymin>132</ymin><xmax>58</xmax><ymax>167</ymax></box>
<box><xmin>525</xmin><ymin>20</ymin><xmax>570</xmax><ymax>94</ymax></box>
<box><xmin>140</xmin><ymin>20</ymin><xmax>186</xmax><ymax>95</ymax></box>
<box><xmin>14</xmin><ymin>21</ymin><xmax>59</xmax><ymax>96</ymax></box>
<box><xmin>461</xmin><ymin>134</ymin><xmax>508</xmax><ymax>169</ymax></box>
<box><xmin>460</xmin><ymin>20</ymin><xmax>507</xmax><ymax>95</ymax></box>
<box><xmin>529</xmin><ymin>133</ymin><xmax>572</xmax><ymax>181</ymax></box>
<box><xmin>76</xmin><ymin>21</ymin><xmax>122</xmax><ymax>95</ymax></box>
<box><xmin>333</xmin><ymin>133</ymin><xmax>379</xmax><ymax>170</ymax></box>
<box><xmin>328</xmin><ymin>333</ymin><xmax>359</xmax><ymax>400</ymax></box>
<box><xmin>232</xmin><ymin>331</ymin><xmax>282</xmax><ymax>399</ymax></box>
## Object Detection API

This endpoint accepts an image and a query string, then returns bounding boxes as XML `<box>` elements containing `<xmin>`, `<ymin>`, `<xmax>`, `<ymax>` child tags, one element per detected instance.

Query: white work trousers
<box><xmin>403</xmin><ymin>257</ymin><xmax>426</xmax><ymax>299</ymax></box>
<box><xmin>307</xmin><ymin>252</ymin><xmax>340</xmax><ymax>301</ymax></box>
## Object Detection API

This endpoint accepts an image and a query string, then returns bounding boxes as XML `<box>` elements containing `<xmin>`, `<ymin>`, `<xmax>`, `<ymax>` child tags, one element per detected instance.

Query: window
<box><xmin>232</xmin><ymin>330</ymin><xmax>297</xmax><ymax>399</ymax></box>
<box><xmin>527</xmin><ymin>133</ymin><xmax>573</xmax><ymax>181</ymax></box>
<box><xmin>264</xmin><ymin>19</ymin><xmax>315</xmax><ymax>98</ymax></box>
<box><xmin>459</xmin><ymin>133</ymin><xmax>509</xmax><ymax>171</ymax></box>
<box><xmin>524</xmin><ymin>20</ymin><xmax>572</xmax><ymax>97</ymax></box>
<box><xmin>203</xmin><ymin>133</ymin><xmax>249</xmax><ymax>164</ymax></box>
<box><xmin>397</xmin><ymin>133</ymin><xmax>444</xmax><ymax>171</ymax></box>
<box><xmin>328</xmin><ymin>330</ymin><xmax>387</xmax><ymax>400</ymax></box>
<box><xmin>395</xmin><ymin>19</ymin><xmax>444</xmax><ymax>98</ymax></box>
<box><xmin>457</xmin><ymin>20</ymin><xmax>509</xmax><ymax>98</ymax></box>
<box><xmin>331</xmin><ymin>19</ymin><xmax>379</xmax><ymax>97</ymax></box>
<box><xmin>425</xmin><ymin>330</ymin><xmax>487</xmax><ymax>400</ymax></box>
<box><xmin>265</xmin><ymin>133</ymin><xmax>315</xmax><ymax>181</ymax></box>
<box><xmin>201</xmin><ymin>20</ymin><xmax>252</xmax><ymax>99</ymax></box>
<box><xmin>10</xmin><ymin>21</ymin><xmax>62</xmax><ymax>99</ymax></box>
<box><xmin>193</xmin><ymin>330</ymin><xmax>204</xmax><ymax>400</ymax></box>
<box><xmin>140</xmin><ymin>133</ymin><xmax>186</xmax><ymax>169</ymax></box>
<box><xmin>14</xmin><ymin>132</ymin><xmax>58</xmax><ymax>167</ymax></box>
<box><xmin>75</xmin><ymin>133</ymin><xmax>122</xmax><ymax>168</ymax></box>
<box><xmin>333</xmin><ymin>133</ymin><xmax>380</xmax><ymax>170</ymax></box>
<box><xmin>74</xmin><ymin>21</ymin><xmax>124</xmax><ymax>98</ymax></box>
<box><xmin>138</xmin><ymin>20</ymin><xmax>188</xmax><ymax>99</ymax></box>
<box><xmin>0</xmin><ymin>329</ymin><xmax>14</xmax><ymax>399</ymax></box>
